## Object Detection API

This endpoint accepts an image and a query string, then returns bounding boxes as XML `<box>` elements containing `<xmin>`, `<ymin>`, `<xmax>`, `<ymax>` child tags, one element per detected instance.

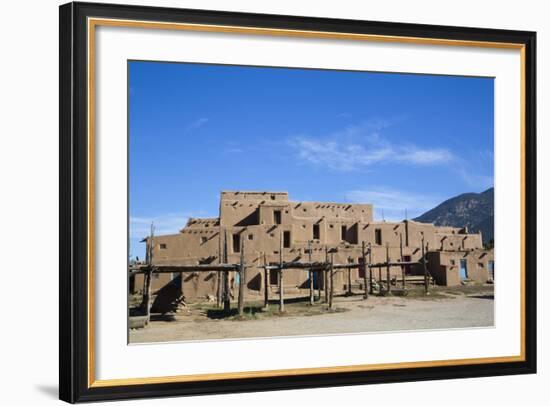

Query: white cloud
<box><xmin>346</xmin><ymin>188</ymin><xmax>442</xmax><ymax>221</ymax></box>
<box><xmin>187</xmin><ymin>117</ymin><xmax>209</xmax><ymax>130</ymax></box>
<box><xmin>288</xmin><ymin>121</ymin><xmax>455</xmax><ymax>171</ymax></box>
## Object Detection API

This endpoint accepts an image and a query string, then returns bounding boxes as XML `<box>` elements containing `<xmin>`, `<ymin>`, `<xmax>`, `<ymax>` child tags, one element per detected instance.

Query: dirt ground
<box><xmin>129</xmin><ymin>285</ymin><xmax>494</xmax><ymax>344</ymax></box>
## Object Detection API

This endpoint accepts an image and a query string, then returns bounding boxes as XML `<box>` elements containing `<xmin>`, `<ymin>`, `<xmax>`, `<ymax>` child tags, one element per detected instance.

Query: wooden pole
<box><xmin>368</xmin><ymin>243</ymin><xmax>373</xmax><ymax>295</ymax></box>
<box><xmin>308</xmin><ymin>240</ymin><xmax>314</xmax><ymax>305</ymax></box>
<box><xmin>400</xmin><ymin>233</ymin><xmax>405</xmax><ymax>289</ymax></box>
<box><xmin>223</xmin><ymin>229</ymin><xmax>230</xmax><ymax>313</ymax></box>
<box><xmin>329</xmin><ymin>252</ymin><xmax>334</xmax><ymax>309</ymax></box>
<box><xmin>422</xmin><ymin>236</ymin><xmax>429</xmax><ymax>293</ymax></box>
<box><xmin>263</xmin><ymin>253</ymin><xmax>269</xmax><ymax>309</ymax></box>
<box><xmin>143</xmin><ymin>270</ymin><xmax>153</xmax><ymax>321</ymax></box>
<box><xmin>279</xmin><ymin>230</ymin><xmax>284</xmax><ymax>312</ymax></box>
<box><xmin>217</xmin><ymin>228</ymin><xmax>223</xmax><ymax>307</ymax></box>
<box><xmin>347</xmin><ymin>256</ymin><xmax>352</xmax><ymax>296</ymax></box>
<box><xmin>324</xmin><ymin>246</ymin><xmax>329</xmax><ymax>303</ymax></box>
<box><xmin>238</xmin><ymin>237</ymin><xmax>245</xmax><ymax>316</ymax></box>
<box><xmin>143</xmin><ymin>222</ymin><xmax>154</xmax><ymax>319</ymax></box>
<box><xmin>362</xmin><ymin>241</ymin><xmax>368</xmax><ymax>299</ymax></box>
<box><xmin>386</xmin><ymin>242</ymin><xmax>391</xmax><ymax>294</ymax></box>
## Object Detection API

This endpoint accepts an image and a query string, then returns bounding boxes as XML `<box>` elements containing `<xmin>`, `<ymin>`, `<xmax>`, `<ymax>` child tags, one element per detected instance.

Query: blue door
<box><xmin>312</xmin><ymin>271</ymin><xmax>318</xmax><ymax>289</ymax></box>
<box><xmin>460</xmin><ymin>259</ymin><xmax>468</xmax><ymax>280</ymax></box>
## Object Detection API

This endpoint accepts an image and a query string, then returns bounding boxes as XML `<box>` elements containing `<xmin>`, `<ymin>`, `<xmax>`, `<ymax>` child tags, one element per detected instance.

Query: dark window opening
<box><xmin>248</xmin><ymin>234</ymin><xmax>254</xmax><ymax>240</ymax></box>
<box><xmin>200</xmin><ymin>236</ymin><xmax>207</xmax><ymax>244</ymax></box>
<box><xmin>159</xmin><ymin>243</ymin><xmax>167</xmax><ymax>249</ymax></box>
<box><xmin>341</xmin><ymin>225</ymin><xmax>347</xmax><ymax>241</ymax></box>
<box><xmin>358</xmin><ymin>257</ymin><xmax>365</xmax><ymax>278</ymax></box>
<box><xmin>313</xmin><ymin>224</ymin><xmax>320</xmax><ymax>240</ymax></box>
<box><xmin>274</xmin><ymin>210</ymin><xmax>282</xmax><ymax>225</ymax></box>
<box><xmin>283</xmin><ymin>231</ymin><xmax>291</xmax><ymax>248</ymax></box>
<box><xmin>375</xmin><ymin>228</ymin><xmax>382</xmax><ymax>245</ymax></box>
<box><xmin>232</xmin><ymin>233</ymin><xmax>241</xmax><ymax>253</ymax></box>
<box><xmin>270</xmin><ymin>268</ymin><xmax>279</xmax><ymax>285</ymax></box>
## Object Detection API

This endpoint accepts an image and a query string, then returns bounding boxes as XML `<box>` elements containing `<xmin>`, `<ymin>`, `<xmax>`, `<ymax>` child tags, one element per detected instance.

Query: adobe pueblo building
<box><xmin>131</xmin><ymin>191</ymin><xmax>494</xmax><ymax>304</ymax></box>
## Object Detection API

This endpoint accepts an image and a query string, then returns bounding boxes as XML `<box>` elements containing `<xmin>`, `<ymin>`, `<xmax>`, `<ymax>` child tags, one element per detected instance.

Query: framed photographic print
<box><xmin>59</xmin><ymin>1</ymin><xmax>537</xmax><ymax>403</ymax></box>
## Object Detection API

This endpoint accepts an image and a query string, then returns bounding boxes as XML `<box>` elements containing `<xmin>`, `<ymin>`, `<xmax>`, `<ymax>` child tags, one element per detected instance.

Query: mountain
<box><xmin>413</xmin><ymin>188</ymin><xmax>494</xmax><ymax>244</ymax></box>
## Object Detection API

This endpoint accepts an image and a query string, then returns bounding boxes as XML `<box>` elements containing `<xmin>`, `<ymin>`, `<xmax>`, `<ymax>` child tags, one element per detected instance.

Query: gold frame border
<box><xmin>87</xmin><ymin>17</ymin><xmax>527</xmax><ymax>388</ymax></box>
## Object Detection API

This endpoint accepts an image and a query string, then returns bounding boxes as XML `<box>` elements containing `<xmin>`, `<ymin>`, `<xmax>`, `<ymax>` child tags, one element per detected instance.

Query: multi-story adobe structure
<box><xmin>131</xmin><ymin>191</ymin><xmax>494</xmax><ymax>301</ymax></box>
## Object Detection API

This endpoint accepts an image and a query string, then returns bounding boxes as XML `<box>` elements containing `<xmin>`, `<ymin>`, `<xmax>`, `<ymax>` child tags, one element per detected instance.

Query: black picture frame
<box><xmin>59</xmin><ymin>1</ymin><xmax>537</xmax><ymax>403</ymax></box>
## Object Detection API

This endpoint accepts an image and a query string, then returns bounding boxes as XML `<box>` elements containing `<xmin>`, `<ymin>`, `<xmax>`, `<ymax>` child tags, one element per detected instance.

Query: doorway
<box><xmin>460</xmin><ymin>259</ymin><xmax>468</xmax><ymax>280</ymax></box>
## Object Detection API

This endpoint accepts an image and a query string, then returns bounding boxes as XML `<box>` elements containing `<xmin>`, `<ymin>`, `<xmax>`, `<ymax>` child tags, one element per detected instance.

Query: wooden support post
<box><xmin>422</xmin><ymin>236</ymin><xmax>429</xmax><ymax>293</ymax></box>
<box><xmin>368</xmin><ymin>243</ymin><xmax>373</xmax><ymax>294</ymax></box>
<box><xmin>400</xmin><ymin>233</ymin><xmax>405</xmax><ymax>289</ymax></box>
<box><xmin>308</xmin><ymin>240</ymin><xmax>314</xmax><ymax>305</ymax></box>
<box><xmin>347</xmin><ymin>256</ymin><xmax>352</xmax><ymax>296</ymax></box>
<box><xmin>329</xmin><ymin>252</ymin><xmax>334</xmax><ymax>309</ymax></box>
<box><xmin>362</xmin><ymin>241</ymin><xmax>368</xmax><ymax>299</ymax></box>
<box><xmin>324</xmin><ymin>247</ymin><xmax>329</xmax><ymax>303</ymax></box>
<box><xmin>263</xmin><ymin>253</ymin><xmax>269</xmax><ymax>309</ymax></box>
<box><xmin>279</xmin><ymin>231</ymin><xmax>284</xmax><ymax>312</ymax></box>
<box><xmin>238</xmin><ymin>238</ymin><xmax>245</xmax><ymax>316</ymax></box>
<box><xmin>143</xmin><ymin>270</ymin><xmax>153</xmax><ymax>321</ymax></box>
<box><xmin>223</xmin><ymin>229</ymin><xmax>230</xmax><ymax>313</ymax></box>
<box><xmin>217</xmin><ymin>228</ymin><xmax>223</xmax><ymax>307</ymax></box>
<box><xmin>386</xmin><ymin>243</ymin><xmax>391</xmax><ymax>294</ymax></box>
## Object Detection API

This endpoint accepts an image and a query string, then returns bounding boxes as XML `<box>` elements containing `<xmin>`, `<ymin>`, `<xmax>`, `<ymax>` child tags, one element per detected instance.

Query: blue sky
<box><xmin>129</xmin><ymin>61</ymin><xmax>494</xmax><ymax>260</ymax></box>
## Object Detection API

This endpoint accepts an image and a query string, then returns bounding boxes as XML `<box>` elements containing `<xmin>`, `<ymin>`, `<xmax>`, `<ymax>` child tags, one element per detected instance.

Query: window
<box><xmin>273</xmin><ymin>210</ymin><xmax>282</xmax><ymax>225</ymax></box>
<box><xmin>159</xmin><ymin>243</ymin><xmax>167</xmax><ymax>249</ymax></box>
<box><xmin>270</xmin><ymin>194</ymin><xmax>276</xmax><ymax>200</ymax></box>
<box><xmin>200</xmin><ymin>236</ymin><xmax>207</xmax><ymax>244</ymax></box>
<box><xmin>341</xmin><ymin>225</ymin><xmax>347</xmax><ymax>241</ymax></box>
<box><xmin>313</xmin><ymin>224</ymin><xmax>320</xmax><ymax>240</ymax></box>
<box><xmin>450</xmin><ymin>259</ymin><xmax>456</xmax><ymax>266</ymax></box>
<box><xmin>248</xmin><ymin>234</ymin><xmax>254</xmax><ymax>240</ymax></box>
<box><xmin>375</xmin><ymin>228</ymin><xmax>382</xmax><ymax>245</ymax></box>
<box><xmin>232</xmin><ymin>233</ymin><xmax>241</xmax><ymax>253</ymax></box>
<box><xmin>283</xmin><ymin>231</ymin><xmax>291</xmax><ymax>248</ymax></box>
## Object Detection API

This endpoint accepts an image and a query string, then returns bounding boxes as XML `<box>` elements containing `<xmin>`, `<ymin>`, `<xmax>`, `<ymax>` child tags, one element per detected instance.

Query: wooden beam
<box><xmin>279</xmin><ymin>231</ymin><xmax>284</xmax><ymax>312</ymax></box>
<box><xmin>223</xmin><ymin>229</ymin><xmax>230</xmax><ymax>313</ymax></box>
<box><xmin>362</xmin><ymin>241</ymin><xmax>368</xmax><ymax>299</ymax></box>
<box><xmin>324</xmin><ymin>247</ymin><xmax>329</xmax><ymax>303</ymax></box>
<box><xmin>422</xmin><ymin>236</ymin><xmax>429</xmax><ymax>293</ymax></box>
<box><xmin>143</xmin><ymin>270</ymin><xmax>153</xmax><ymax>322</ymax></box>
<box><xmin>368</xmin><ymin>243</ymin><xmax>373</xmax><ymax>295</ymax></box>
<box><xmin>328</xmin><ymin>251</ymin><xmax>334</xmax><ymax>309</ymax></box>
<box><xmin>217</xmin><ymin>227</ymin><xmax>223</xmax><ymax>307</ymax></box>
<box><xmin>386</xmin><ymin>243</ymin><xmax>391</xmax><ymax>294</ymax></box>
<box><xmin>308</xmin><ymin>240</ymin><xmax>314</xmax><ymax>305</ymax></box>
<box><xmin>400</xmin><ymin>233</ymin><xmax>405</xmax><ymax>289</ymax></box>
<box><xmin>347</xmin><ymin>256</ymin><xmax>352</xmax><ymax>296</ymax></box>
<box><xmin>263</xmin><ymin>252</ymin><xmax>269</xmax><ymax>309</ymax></box>
<box><xmin>238</xmin><ymin>237</ymin><xmax>245</xmax><ymax>316</ymax></box>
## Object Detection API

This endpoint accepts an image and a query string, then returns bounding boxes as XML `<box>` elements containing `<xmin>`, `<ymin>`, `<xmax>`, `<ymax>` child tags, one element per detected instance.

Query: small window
<box><xmin>200</xmin><ymin>236</ymin><xmax>207</xmax><ymax>244</ymax></box>
<box><xmin>283</xmin><ymin>231</ymin><xmax>291</xmax><ymax>248</ymax></box>
<box><xmin>248</xmin><ymin>234</ymin><xmax>254</xmax><ymax>240</ymax></box>
<box><xmin>270</xmin><ymin>194</ymin><xmax>276</xmax><ymax>200</ymax></box>
<box><xmin>450</xmin><ymin>259</ymin><xmax>456</xmax><ymax>266</ymax></box>
<box><xmin>375</xmin><ymin>228</ymin><xmax>382</xmax><ymax>245</ymax></box>
<box><xmin>274</xmin><ymin>210</ymin><xmax>282</xmax><ymax>225</ymax></box>
<box><xmin>341</xmin><ymin>225</ymin><xmax>347</xmax><ymax>241</ymax></box>
<box><xmin>232</xmin><ymin>233</ymin><xmax>241</xmax><ymax>253</ymax></box>
<box><xmin>159</xmin><ymin>243</ymin><xmax>167</xmax><ymax>249</ymax></box>
<box><xmin>313</xmin><ymin>224</ymin><xmax>320</xmax><ymax>240</ymax></box>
